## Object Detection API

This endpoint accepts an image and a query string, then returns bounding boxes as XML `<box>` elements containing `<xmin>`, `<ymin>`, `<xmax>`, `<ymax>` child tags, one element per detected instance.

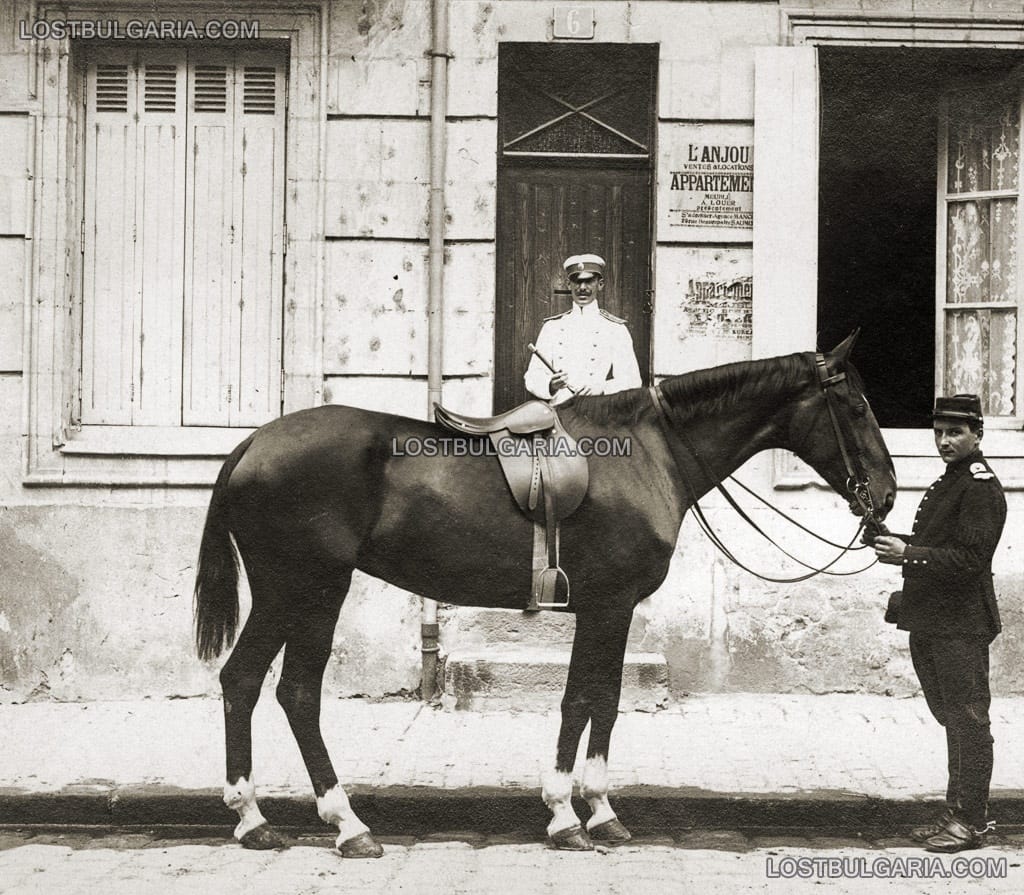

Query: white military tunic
<box><xmin>524</xmin><ymin>302</ymin><xmax>642</xmax><ymax>405</ymax></box>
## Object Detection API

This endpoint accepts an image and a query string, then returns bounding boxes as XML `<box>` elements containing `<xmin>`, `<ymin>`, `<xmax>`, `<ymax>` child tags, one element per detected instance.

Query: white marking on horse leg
<box><xmin>317</xmin><ymin>784</ymin><xmax>370</xmax><ymax>847</ymax></box>
<box><xmin>581</xmin><ymin>756</ymin><xmax>616</xmax><ymax>829</ymax></box>
<box><xmin>542</xmin><ymin>769</ymin><xmax>581</xmax><ymax>836</ymax></box>
<box><xmin>224</xmin><ymin>776</ymin><xmax>268</xmax><ymax>839</ymax></box>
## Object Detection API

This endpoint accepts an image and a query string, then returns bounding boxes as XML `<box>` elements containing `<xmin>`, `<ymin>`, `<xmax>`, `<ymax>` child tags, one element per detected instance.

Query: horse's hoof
<box><xmin>589</xmin><ymin>818</ymin><xmax>632</xmax><ymax>845</ymax></box>
<box><xmin>338</xmin><ymin>831</ymin><xmax>384</xmax><ymax>859</ymax></box>
<box><xmin>239</xmin><ymin>823</ymin><xmax>290</xmax><ymax>850</ymax></box>
<box><xmin>547</xmin><ymin>824</ymin><xmax>594</xmax><ymax>851</ymax></box>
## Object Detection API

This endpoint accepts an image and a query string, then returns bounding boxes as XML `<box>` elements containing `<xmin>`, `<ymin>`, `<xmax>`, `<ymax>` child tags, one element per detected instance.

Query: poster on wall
<box><xmin>654</xmin><ymin>246</ymin><xmax>753</xmax><ymax>375</ymax></box>
<box><xmin>658</xmin><ymin>123</ymin><xmax>754</xmax><ymax>243</ymax></box>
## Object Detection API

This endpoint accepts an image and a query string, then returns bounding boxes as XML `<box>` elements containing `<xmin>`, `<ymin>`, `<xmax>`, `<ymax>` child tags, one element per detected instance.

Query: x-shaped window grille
<box><xmin>502</xmin><ymin>72</ymin><xmax>649</xmax><ymax>156</ymax></box>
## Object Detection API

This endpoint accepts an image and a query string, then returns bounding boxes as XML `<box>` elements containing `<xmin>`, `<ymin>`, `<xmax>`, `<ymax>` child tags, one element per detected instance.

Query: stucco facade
<box><xmin>1</xmin><ymin>0</ymin><xmax>1023</xmax><ymax>704</ymax></box>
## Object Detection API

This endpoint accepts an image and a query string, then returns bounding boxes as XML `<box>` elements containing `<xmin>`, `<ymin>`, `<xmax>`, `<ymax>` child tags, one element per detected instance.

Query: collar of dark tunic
<box><xmin>943</xmin><ymin>448</ymin><xmax>985</xmax><ymax>477</ymax></box>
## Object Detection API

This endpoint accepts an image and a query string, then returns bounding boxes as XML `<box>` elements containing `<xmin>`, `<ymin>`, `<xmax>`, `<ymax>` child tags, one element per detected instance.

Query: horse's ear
<box><xmin>830</xmin><ymin>329</ymin><xmax>860</xmax><ymax>362</ymax></box>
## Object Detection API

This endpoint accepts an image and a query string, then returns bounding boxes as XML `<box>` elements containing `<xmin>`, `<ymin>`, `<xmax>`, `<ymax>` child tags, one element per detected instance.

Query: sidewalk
<box><xmin>2</xmin><ymin>694</ymin><xmax>1023</xmax><ymax>833</ymax></box>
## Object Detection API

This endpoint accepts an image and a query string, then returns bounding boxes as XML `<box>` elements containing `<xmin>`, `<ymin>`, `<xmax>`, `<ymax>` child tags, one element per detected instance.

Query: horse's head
<box><xmin>788</xmin><ymin>332</ymin><xmax>896</xmax><ymax>524</ymax></box>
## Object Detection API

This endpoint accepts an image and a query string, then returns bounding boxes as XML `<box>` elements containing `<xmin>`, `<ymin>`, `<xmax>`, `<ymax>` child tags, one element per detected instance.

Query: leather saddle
<box><xmin>434</xmin><ymin>400</ymin><xmax>589</xmax><ymax>609</ymax></box>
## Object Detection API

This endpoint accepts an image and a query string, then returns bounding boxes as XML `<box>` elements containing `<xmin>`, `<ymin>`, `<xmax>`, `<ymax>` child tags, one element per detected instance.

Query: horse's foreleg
<box><xmin>543</xmin><ymin>688</ymin><xmax>591</xmax><ymax>848</ymax></box>
<box><xmin>544</xmin><ymin>606</ymin><xmax>632</xmax><ymax>850</ymax></box>
<box><xmin>276</xmin><ymin>580</ymin><xmax>383</xmax><ymax>860</ymax></box>
<box><xmin>580</xmin><ymin>623</ymin><xmax>633</xmax><ymax>846</ymax></box>
<box><xmin>546</xmin><ymin>607</ymin><xmax>634</xmax><ymax>850</ymax></box>
<box><xmin>219</xmin><ymin>605</ymin><xmax>289</xmax><ymax>849</ymax></box>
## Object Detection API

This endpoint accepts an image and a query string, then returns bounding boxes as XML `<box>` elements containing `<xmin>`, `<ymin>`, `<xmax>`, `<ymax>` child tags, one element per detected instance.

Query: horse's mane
<box><xmin>567</xmin><ymin>354</ymin><xmax>812</xmax><ymax>426</ymax></box>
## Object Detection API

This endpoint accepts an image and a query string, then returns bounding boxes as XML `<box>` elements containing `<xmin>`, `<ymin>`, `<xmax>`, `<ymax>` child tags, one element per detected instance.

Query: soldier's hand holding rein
<box><xmin>873</xmin><ymin>535</ymin><xmax>907</xmax><ymax>564</ymax></box>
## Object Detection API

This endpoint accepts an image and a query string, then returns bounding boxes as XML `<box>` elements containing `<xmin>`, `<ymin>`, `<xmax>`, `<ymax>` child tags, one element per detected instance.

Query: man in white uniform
<box><xmin>524</xmin><ymin>254</ymin><xmax>643</xmax><ymax>405</ymax></box>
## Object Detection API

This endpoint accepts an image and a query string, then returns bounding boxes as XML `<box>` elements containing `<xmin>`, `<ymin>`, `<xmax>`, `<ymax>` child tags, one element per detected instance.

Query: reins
<box><xmin>648</xmin><ymin>353</ymin><xmax>881</xmax><ymax>583</ymax></box>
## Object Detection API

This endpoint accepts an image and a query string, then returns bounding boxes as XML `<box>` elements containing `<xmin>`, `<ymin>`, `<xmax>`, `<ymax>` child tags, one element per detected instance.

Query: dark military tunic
<box><xmin>896</xmin><ymin>449</ymin><xmax>1006</xmax><ymax>641</ymax></box>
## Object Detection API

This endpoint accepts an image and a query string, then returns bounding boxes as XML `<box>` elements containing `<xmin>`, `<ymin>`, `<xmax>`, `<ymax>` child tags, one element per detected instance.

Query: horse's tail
<box><xmin>194</xmin><ymin>434</ymin><xmax>255</xmax><ymax>661</ymax></box>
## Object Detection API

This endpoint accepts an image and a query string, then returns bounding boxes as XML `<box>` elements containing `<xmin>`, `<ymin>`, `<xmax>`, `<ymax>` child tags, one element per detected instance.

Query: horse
<box><xmin>193</xmin><ymin>333</ymin><xmax>895</xmax><ymax>857</ymax></box>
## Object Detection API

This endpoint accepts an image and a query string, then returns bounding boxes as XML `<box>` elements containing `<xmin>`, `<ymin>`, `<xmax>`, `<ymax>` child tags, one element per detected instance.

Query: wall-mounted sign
<box><xmin>658</xmin><ymin>123</ymin><xmax>754</xmax><ymax>243</ymax></box>
<box><xmin>553</xmin><ymin>6</ymin><xmax>595</xmax><ymax>40</ymax></box>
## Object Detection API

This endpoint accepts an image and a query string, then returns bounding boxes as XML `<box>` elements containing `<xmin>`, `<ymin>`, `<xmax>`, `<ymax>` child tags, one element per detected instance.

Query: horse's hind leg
<box><xmin>275</xmin><ymin>571</ymin><xmax>383</xmax><ymax>859</ymax></box>
<box><xmin>219</xmin><ymin>601</ymin><xmax>289</xmax><ymax>849</ymax></box>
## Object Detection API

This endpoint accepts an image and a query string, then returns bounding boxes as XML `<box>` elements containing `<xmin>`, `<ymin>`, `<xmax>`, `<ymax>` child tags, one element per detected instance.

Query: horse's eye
<box><xmin>852</xmin><ymin>403</ymin><xmax>867</xmax><ymax>417</ymax></box>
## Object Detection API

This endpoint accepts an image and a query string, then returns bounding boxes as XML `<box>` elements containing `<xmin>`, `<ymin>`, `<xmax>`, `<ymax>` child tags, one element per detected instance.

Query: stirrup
<box><xmin>529</xmin><ymin>566</ymin><xmax>570</xmax><ymax>610</ymax></box>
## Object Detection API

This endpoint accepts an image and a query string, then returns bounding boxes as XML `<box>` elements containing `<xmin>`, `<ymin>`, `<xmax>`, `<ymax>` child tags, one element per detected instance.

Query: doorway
<box><xmin>494</xmin><ymin>43</ymin><xmax>657</xmax><ymax>411</ymax></box>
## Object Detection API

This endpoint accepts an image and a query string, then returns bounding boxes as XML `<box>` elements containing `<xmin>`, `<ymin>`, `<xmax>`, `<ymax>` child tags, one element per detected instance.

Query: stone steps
<box><xmin>441</xmin><ymin>606</ymin><xmax>650</xmax><ymax>648</ymax></box>
<box><xmin>442</xmin><ymin>641</ymin><xmax>668</xmax><ymax>713</ymax></box>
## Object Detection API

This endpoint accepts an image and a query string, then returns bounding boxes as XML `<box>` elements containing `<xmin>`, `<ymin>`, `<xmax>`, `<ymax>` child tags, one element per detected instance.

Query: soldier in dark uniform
<box><xmin>870</xmin><ymin>393</ymin><xmax>1006</xmax><ymax>852</ymax></box>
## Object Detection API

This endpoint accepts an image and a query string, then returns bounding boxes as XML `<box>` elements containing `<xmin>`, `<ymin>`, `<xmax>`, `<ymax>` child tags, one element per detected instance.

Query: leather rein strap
<box><xmin>648</xmin><ymin>353</ymin><xmax>877</xmax><ymax>583</ymax></box>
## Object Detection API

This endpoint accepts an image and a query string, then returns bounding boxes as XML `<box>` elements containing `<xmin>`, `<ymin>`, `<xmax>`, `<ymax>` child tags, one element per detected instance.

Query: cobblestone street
<box><xmin>2</xmin><ymin>828</ymin><xmax>1023</xmax><ymax>894</ymax></box>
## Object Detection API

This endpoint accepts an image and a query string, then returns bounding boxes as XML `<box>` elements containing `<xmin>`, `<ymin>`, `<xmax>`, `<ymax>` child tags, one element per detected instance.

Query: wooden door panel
<box><xmin>495</xmin><ymin>167</ymin><xmax>651</xmax><ymax>411</ymax></box>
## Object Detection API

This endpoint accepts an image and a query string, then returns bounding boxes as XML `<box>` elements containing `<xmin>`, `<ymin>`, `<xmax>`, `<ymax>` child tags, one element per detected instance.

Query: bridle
<box><xmin>648</xmin><ymin>352</ymin><xmax>882</xmax><ymax>583</ymax></box>
<box><xmin>811</xmin><ymin>352</ymin><xmax>886</xmax><ymax>532</ymax></box>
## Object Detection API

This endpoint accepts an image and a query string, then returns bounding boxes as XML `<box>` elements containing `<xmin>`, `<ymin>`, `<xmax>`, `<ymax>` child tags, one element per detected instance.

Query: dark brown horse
<box><xmin>194</xmin><ymin>334</ymin><xmax>895</xmax><ymax>856</ymax></box>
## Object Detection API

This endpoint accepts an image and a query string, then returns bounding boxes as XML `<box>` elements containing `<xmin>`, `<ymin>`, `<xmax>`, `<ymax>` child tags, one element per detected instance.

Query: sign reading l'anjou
<box><xmin>658</xmin><ymin>123</ymin><xmax>754</xmax><ymax>242</ymax></box>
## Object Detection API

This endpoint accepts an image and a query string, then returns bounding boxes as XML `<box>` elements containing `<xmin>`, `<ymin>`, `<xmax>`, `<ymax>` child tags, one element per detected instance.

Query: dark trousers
<box><xmin>909</xmin><ymin>633</ymin><xmax>994</xmax><ymax>828</ymax></box>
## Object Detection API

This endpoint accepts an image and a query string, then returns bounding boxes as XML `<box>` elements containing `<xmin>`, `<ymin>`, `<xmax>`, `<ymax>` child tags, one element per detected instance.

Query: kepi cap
<box><xmin>933</xmin><ymin>393</ymin><xmax>983</xmax><ymax>423</ymax></box>
<box><xmin>564</xmin><ymin>253</ymin><xmax>605</xmax><ymax>281</ymax></box>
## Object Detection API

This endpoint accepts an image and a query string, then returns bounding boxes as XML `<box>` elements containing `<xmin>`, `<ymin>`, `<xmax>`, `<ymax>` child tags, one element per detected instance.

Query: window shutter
<box><xmin>82</xmin><ymin>51</ymin><xmax>137</xmax><ymax>425</ymax></box>
<box><xmin>183</xmin><ymin>51</ymin><xmax>234</xmax><ymax>426</ymax></box>
<box><xmin>134</xmin><ymin>52</ymin><xmax>187</xmax><ymax>425</ymax></box>
<box><xmin>752</xmin><ymin>47</ymin><xmax>820</xmax><ymax>359</ymax></box>
<box><xmin>183</xmin><ymin>49</ymin><xmax>286</xmax><ymax>426</ymax></box>
<box><xmin>233</xmin><ymin>54</ymin><xmax>286</xmax><ymax>425</ymax></box>
<box><xmin>83</xmin><ymin>47</ymin><xmax>286</xmax><ymax>430</ymax></box>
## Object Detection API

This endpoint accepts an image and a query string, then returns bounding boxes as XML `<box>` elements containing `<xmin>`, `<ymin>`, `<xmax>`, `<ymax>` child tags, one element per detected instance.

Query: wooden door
<box><xmin>495</xmin><ymin>167</ymin><xmax>653</xmax><ymax>410</ymax></box>
<box><xmin>494</xmin><ymin>43</ymin><xmax>656</xmax><ymax>411</ymax></box>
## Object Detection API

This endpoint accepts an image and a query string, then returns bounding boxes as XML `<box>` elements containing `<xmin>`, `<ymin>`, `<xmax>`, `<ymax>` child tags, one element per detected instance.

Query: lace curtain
<box><xmin>944</xmin><ymin>89</ymin><xmax>1019</xmax><ymax>416</ymax></box>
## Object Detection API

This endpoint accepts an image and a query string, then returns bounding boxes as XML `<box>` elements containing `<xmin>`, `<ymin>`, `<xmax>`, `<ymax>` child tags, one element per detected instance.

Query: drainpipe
<box><xmin>421</xmin><ymin>0</ymin><xmax>450</xmax><ymax>700</ymax></box>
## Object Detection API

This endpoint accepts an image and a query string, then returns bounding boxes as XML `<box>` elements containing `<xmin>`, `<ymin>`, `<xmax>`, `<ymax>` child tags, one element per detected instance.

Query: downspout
<box><xmin>421</xmin><ymin>0</ymin><xmax>449</xmax><ymax>700</ymax></box>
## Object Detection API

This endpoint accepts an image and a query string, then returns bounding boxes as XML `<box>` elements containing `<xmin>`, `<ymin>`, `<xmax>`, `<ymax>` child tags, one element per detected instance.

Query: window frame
<box><xmin>22</xmin><ymin>3</ymin><xmax>324</xmax><ymax>487</ymax></box>
<box><xmin>756</xmin><ymin>11</ymin><xmax>1024</xmax><ymax>490</ymax></box>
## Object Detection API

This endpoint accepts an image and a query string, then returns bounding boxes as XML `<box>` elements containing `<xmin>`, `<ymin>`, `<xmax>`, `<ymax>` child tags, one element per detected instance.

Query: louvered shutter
<box><xmin>183</xmin><ymin>50</ymin><xmax>286</xmax><ymax>426</ymax></box>
<box><xmin>135</xmin><ymin>53</ymin><xmax>188</xmax><ymax>424</ymax></box>
<box><xmin>82</xmin><ymin>51</ymin><xmax>137</xmax><ymax>424</ymax></box>
<box><xmin>82</xmin><ymin>46</ymin><xmax>285</xmax><ymax>430</ymax></box>
<box><xmin>82</xmin><ymin>49</ymin><xmax>186</xmax><ymax>426</ymax></box>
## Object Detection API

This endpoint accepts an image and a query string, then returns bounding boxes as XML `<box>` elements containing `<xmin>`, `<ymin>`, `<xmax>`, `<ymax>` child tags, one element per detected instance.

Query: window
<box><xmin>24</xmin><ymin>8</ymin><xmax>321</xmax><ymax>487</ymax></box>
<box><xmin>757</xmin><ymin>44</ymin><xmax>1024</xmax><ymax>489</ymax></box>
<box><xmin>816</xmin><ymin>48</ymin><xmax>1023</xmax><ymax>430</ymax></box>
<box><xmin>79</xmin><ymin>46</ymin><xmax>286</xmax><ymax>432</ymax></box>
<box><xmin>939</xmin><ymin>84</ymin><xmax>1023</xmax><ymax>421</ymax></box>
